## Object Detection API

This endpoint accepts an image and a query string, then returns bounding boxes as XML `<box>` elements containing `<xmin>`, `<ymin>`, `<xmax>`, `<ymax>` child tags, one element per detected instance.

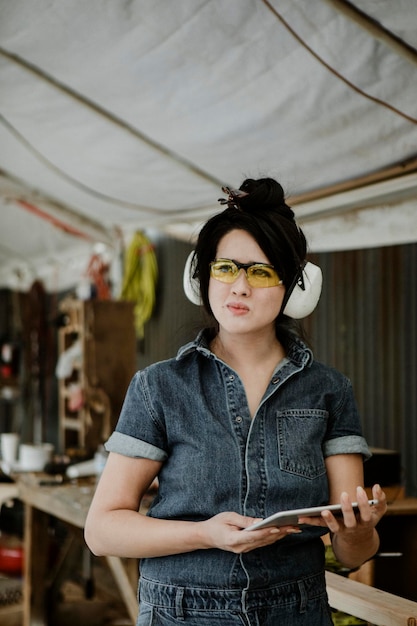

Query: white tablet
<box><xmin>245</xmin><ymin>499</ymin><xmax>379</xmax><ymax>531</ymax></box>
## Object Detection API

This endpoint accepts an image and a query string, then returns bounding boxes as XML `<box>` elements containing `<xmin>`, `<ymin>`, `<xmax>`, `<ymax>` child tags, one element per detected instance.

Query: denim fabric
<box><xmin>106</xmin><ymin>330</ymin><xmax>370</xmax><ymax>614</ymax></box>
<box><xmin>137</xmin><ymin>572</ymin><xmax>333</xmax><ymax>625</ymax></box>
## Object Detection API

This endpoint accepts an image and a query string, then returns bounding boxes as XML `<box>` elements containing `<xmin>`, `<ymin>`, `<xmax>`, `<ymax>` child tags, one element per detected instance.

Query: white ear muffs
<box><xmin>183</xmin><ymin>251</ymin><xmax>202</xmax><ymax>306</ymax></box>
<box><xmin>183</xmin><ymin>251</ymin><xmax>322</xmax><ymax>319</ymax></box>
<box><xmin>282</xmin><ymin>262</ymin><xmax>322</xmax><ymax>319</ymax></box>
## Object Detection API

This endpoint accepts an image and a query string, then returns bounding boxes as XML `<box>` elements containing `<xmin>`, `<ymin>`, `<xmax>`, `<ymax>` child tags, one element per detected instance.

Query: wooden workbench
<box><xmin>11</xmin><ymin>475</ymin><xmax>417</xmax><ymax>625</ymax></box>
<box><xmin>17</xmin><ymin>473</ymin><xmax>147</xmax><ymax>626</ymax></box>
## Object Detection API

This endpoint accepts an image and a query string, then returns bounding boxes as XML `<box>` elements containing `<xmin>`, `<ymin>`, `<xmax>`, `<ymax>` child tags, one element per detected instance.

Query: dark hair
<box><xmin>193</xmin><ymin>177</ymin><xmax>308</xmax><ymax>344</ymax></box>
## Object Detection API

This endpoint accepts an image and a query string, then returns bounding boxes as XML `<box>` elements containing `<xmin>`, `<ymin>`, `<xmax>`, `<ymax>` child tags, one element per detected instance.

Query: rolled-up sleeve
<box><xmin>323</xmin><ymin>374</ymin><xmax>371</xmax><ymax>461</ymax></box>
<box><xmin>323</xmin><ymin>434</ymin><xmax>371</xmax><ymax>460</ymax></box>
<box><xmin>105</xmin><ymin>431</ymin><xmax>167</xmax><ymax>461</ymax></box>
<box><xmin>104</xmin><ymin>369</ymin><xmax>168</xmax><ymax>461</ymax></box>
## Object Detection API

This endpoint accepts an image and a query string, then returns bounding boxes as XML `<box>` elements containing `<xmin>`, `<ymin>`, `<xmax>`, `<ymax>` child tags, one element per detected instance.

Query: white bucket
<box><xmin>19</xmin><ymin>443</ymin><xmax>54</xmax><ymax>472</ymax></box>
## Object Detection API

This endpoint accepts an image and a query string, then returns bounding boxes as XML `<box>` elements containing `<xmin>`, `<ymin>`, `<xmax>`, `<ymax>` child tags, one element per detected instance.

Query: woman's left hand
<box><xmin>299</xmin><ymin>484</ymin><xmax>387</xmax><ymax>569</ymax></box>
<box><xmin>298</xmin><ymin>484</ymin><xmax>386</xmax><ymax>535</ymax></box>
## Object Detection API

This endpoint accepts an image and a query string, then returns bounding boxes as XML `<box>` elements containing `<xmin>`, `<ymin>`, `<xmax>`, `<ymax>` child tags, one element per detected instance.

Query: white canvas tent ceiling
<box><xmin>1</xmin><ymin>0</ymin><xmax>417</xmax><ymax>292</ymax></box>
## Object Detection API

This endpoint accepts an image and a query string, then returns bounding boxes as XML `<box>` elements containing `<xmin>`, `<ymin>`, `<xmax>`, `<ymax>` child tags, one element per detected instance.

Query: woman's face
<box><xmin>208</xmin><ymin>229</ymin><xmax>285</xmax><ymax>338</ymax></box>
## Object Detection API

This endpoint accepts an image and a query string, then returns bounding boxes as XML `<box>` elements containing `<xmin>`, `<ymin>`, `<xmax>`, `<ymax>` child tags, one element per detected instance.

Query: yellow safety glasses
<box><xmin>210</xmin><ymin>259</ymin><xmax>282</xmax><ymax>288</ymax></box>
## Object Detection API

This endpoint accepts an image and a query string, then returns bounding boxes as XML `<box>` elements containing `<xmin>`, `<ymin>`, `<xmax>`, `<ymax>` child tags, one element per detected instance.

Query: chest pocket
<box><xmin>277</xmin><ymin>409</ymin><xmax>328</xmax><ymax>479</ymax></box>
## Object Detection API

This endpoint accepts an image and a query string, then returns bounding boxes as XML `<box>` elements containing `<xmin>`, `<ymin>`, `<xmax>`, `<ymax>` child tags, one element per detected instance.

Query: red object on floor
<box><xmin>0</xmin><ymin>538</ymin><xmax>24</xmax><ymax>575</ymax></box>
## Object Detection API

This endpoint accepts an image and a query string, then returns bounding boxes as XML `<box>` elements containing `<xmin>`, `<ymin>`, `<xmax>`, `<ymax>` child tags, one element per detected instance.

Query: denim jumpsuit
<box><xmin>106</xmin><ymin>331</ymin><xmax>370</xmax><ymax>626</ymax></box>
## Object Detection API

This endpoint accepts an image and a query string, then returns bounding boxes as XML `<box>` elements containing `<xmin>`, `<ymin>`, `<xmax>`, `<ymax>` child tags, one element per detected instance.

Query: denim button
<box><xmin>235</xmin><ymin>416</ymin><xmax>242</xmax><ymax>423</ymax></box>
<box><xmin>272</xmin><ymin>377</ymin><xmax>280</xmax><ymax>384</ymax></box>
<box><xmin>229</xmin><ymin>375</ymin><xmax>235</xmax><ymax>381</ymax></box>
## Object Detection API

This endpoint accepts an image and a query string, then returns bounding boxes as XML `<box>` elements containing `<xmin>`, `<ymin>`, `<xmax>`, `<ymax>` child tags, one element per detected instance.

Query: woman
<box><xmin>85</xmin><ymin>177</ymin><xmax>386</xmax><ymax>625</ymax></box>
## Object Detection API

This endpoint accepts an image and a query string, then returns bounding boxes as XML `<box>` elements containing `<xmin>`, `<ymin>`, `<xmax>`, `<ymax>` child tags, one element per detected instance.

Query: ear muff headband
<box><xmin>183</xmin><ymin>251</ymin><xmax>202</xmax><ymax>306</ymax></box>
<box><xmin>183</xmin><ymin>252</ymin><xmax>322</xmax><ymax>318</ymax></box>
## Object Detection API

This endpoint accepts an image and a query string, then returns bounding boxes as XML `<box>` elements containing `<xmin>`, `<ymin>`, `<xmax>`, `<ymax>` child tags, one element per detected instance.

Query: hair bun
<box><xmin>238</xmin><ymin>178</ymin><xmax>294</xmax><ymax>220</ymax></box>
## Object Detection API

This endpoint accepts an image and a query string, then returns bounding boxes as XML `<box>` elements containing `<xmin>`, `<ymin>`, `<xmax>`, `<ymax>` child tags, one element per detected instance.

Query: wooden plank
<box><xmin>17</xmin><ymin>475</ymin><xmax>93</xmax><ymax>528</ymax></box>
<box><xmin>382</xmin><ymin>497</ymin><xmax>417</xmax><ymax>516</ymax></box>
<box><xmin>0</xmin><ymin>484</ymin><xmax>19</xmax><ymax>504</ymax></box>
<box><xmin>23</xmin><ymin>504</ymin><xmax>50</xmax><ymax>626</ymax></box>
<box><xmin>326</xmin><ymin>571</ymin><xmax>417</xmax><ymax>626</ymax></box>
<box><xmin>105</xmin><ymin>556</ymin><xmax>138</xmax><ymax>625</ymax></box>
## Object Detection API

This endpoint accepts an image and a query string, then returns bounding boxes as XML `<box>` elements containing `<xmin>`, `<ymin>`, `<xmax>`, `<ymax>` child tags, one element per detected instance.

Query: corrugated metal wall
<box><xmin>305</xmin><ymin>243</ymin><xmax>417</xmax><ymax>496</ymax></box>
<box><xmin>142</xmin><ymin>237</ymin><xmax>417</xmax><ymax>497</ymax></box>
<box><xmin>138</xmin><ymin>237</ymin><xmax>201</xmax><ymax>367</ymax></box>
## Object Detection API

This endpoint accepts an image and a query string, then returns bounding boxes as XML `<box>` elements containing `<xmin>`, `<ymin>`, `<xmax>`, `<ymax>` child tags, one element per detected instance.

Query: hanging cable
<box><xmin>15</xmin><ymin>199</ymin><xmax>93</xmax><ymax>241</ymax></box>
<box><xmin>0</xmin><ymin>113</ymin><xmax>218</xmax><ymax>219</ymax></box>
<box><xmin>260</xmin><ymin>0</ymin><xmax>417</xmax><ymax>125</ymax></box>
<box><xmin>0</xmin><ymin>113</ymin><xmax>164</xmax><ymax>216</ymax></box>
<box><xmin>322</xmin><ymin>0</ymin><xmax>417</xmax><ymax>68</ymax></box>
<box><xmin>0</xmin><ymin>47</ymin><xmax>225</xmax><ymax>187</ymax></box>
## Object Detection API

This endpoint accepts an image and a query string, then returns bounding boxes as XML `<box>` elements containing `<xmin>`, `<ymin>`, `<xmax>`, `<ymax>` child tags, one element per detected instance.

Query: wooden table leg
<box><xmin>23</xmin><ymin>498</ymin><xmax>139</xmax><ymax>625</ymax></box>
<box><xmin>23</xmin><ymin>504</ymin><xmax>50</xmax><ymax>626</ymax></box>
<box><xmin>105</xmin><ymin>555</ymin><xmax>139</xmax><ymax>624</ymax></box>
<box><xmin>124</xmin><ymin>557</ymin><xmax>139</xmax><ymax>596</ymax></box>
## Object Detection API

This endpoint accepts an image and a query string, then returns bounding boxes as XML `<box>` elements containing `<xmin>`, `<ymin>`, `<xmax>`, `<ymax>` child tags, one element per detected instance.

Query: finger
<box><xmin>320</xmin><ymin>510</ymin><xmax>341</xmax><ymax>533</ymax></box>
<box><xmin>297</xmin><ymin>515</ymin><xmax>327</xmax><ymax>527</ymax></box>
<box><xmin>339</xmin><ymin>491</ymin><xmax>359</xmax><ymax>528</ymax></box>
<box><xmin>322</xmin><ymin>495</ymin><xmax>358</xmax><ymax>531</ymax></box>
<box><xmin>246</xmin><ymin>526</ymin><xmax>301</xmax><ymax>549</ymax></box>
<box><xmin>354</xmin><ymin>486</ymin><xmax>373</xmax><ymax>523</ymax></box>
<box><xmin>240</xmin><ymin>517</ymin><xmax>263</xmax><ymax>530</ymax></box>
<box><xmin>372</xmin><ymin>484</ymin><xmax>387</xmax><ymax>514</ymax></box>
<box><xmin>238</xmin><ymin>528</ymin><xmax>284</xmax><ymax>552</ymax></box>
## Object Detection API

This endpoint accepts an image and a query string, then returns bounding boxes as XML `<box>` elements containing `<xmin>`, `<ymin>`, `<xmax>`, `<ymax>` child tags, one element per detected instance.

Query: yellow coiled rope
<box><xmin>120</xmin><ymin>231</ymin><xmax>158</xmax><ymax>338</ymax></box>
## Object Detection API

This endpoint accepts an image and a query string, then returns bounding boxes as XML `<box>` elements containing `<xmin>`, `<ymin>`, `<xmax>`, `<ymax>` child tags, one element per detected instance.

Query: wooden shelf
<box><xmin>58</xmin><ymin>299</ymin><xmax>136</xmax><ymax>454</ymax></box>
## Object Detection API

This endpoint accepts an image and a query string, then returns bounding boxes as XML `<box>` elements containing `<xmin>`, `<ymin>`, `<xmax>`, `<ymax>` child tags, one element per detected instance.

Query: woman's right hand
<box><xmin>198</xmin><ymin>511</ymin><xmax>300</xmax><ymax>554</ymax></box>
<box><xmin>85</xmin><ymin>454</ymin><xmax>299</xmax><ymax>559</ymax></box>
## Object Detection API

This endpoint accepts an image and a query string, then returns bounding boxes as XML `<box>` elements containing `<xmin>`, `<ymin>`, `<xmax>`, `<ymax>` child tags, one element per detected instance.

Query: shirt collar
<box><xmin>177</xmin><ymin>329</ymin><xmax>313</xmax><ymax>368</ymax></box>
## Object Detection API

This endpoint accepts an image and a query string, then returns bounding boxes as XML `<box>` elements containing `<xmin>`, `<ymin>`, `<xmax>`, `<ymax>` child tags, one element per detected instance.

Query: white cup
<box><xmin>1</xmin><ymin>433</ymin><xmax>20</xmax><ymax>465</ymax></box>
